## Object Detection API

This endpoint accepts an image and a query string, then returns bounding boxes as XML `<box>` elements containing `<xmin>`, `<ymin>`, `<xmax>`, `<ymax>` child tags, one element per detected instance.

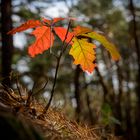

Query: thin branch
<box><xmin>26</xmin><ymin>79</ymin><xmax>48</xmax><ymax>106</ymax></box>
<box><xmin>16</xmin><ymin>77</ymin><xmax>24</xmax><ymax>102</ymax></box>
<box><xmin>2</xmin><ymin>84</ymin><xmax>19</xmax><ymax>102</ymax></box>
<box><xmin>33</xmin><ymin>80</ymin><xmax>48</xmax><ymax>96</ymax></box>
<box><xmin>43</xmin><ymin>55</ymin><xmax>61</xmax><ymax>113</ymax></box>
<box><xmin>43</xmin><ymin>20</ymin><xmax>73</xmax><ymax>113</ymax></box>
<box><xmin>26</xmin><ymin>81</ymin><xmax>37</xmax><ymax>106</ymax></box>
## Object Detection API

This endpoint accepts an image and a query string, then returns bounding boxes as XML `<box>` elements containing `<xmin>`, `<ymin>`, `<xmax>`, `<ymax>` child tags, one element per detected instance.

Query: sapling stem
<box><xmin>43</xmin><ymin>20</ymin><xmax>73</xmax><ymax>113</ymax></box>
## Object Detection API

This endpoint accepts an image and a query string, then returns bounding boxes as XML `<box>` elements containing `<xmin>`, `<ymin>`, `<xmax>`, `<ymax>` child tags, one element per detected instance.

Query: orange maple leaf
<box><xmin>28</xmin><ymin>26</ymin><xmax>54</xmax><ymax>57</ymax></box>
<box><xmin>7</xmin><ymin>20</ymin><xmax>41</xmax><ymax>34</ymax></box>
<box><xmin>42</xmin><ymin>17</ymin><xmax>65</xmax><ymax>25</ymax></box>
<box><xmin>54</xmin><ymin>27</ymin><xmax>74</xmax><ymax>43</ymax></box>
<box><xmin>43</xmin><ymin>18</ymin><xmax>74</xmax><ymax>43</ymax></box>
<box><xmin>73</xmin><ymin>26</ymin><xmax>93</xmax><ymax>36</ymax></box>
<box><xmin>8</xmin><ymin>17</ymin><xmax>74</xmax><ymax>57</ymax></box>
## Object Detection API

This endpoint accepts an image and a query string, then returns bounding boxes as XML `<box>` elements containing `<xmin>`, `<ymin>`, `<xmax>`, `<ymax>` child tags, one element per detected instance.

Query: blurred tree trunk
<box><xmin>129</xmin><ymin>0</ymin><xmax>140</xmax><ymax>139</ymax></box>
<box><xmin>85</xmin><ymin>91</ymin><xmax>94</xmax><ymax>125</ymax></box>
<box><xmin>74</xmin><ymin>65</ymin><xmax>82</xmax><ymax>121</ymax></box>
<box><xmin>125</xmin><ymin>70</ymin><xmax>133</xmax><ymax>140</ymax></box>
<box><xmin>121</xmin><ymin>56</ymin><xmax>133</xmax><ymax>139</ymax></box>
<box><xmin>95</xmin><ymin>67</ymin><xmax>108</xmax><ymax>103</ymax></box>
<box><xmin>1</xmin><ymin>0</ymin><xmax>13</xmax><ymax>87</ymax></box>
<box><xmin>82</xmin><ymin>74</ymin><xmax>95</xmax><ymax>125</ymax></box>
<box><xmin>114</xmin><ymin>63</ymin><xmax>124</xmax><ymax>136</ymax></box>
<box><xmin>102</xmin><ymin>50</ymin><xmax>115</xmax><ymax>95</ymax></box>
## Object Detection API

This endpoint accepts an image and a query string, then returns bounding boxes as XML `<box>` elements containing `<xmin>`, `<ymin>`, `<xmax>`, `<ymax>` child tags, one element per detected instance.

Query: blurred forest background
<box><xmin>0</xmin><ymin>0</ymin><xmax>140</xmax><ymax>139</ymax></box>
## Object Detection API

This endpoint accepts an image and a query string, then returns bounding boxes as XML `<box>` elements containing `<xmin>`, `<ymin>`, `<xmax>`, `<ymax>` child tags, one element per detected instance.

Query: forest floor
<box><xmin>0</xmin><ymin>84</ymin><xmax>117</xmax><ymax>140</ymax></box>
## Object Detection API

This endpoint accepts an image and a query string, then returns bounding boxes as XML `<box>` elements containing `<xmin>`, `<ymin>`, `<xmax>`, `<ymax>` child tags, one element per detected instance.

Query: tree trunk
<box><xmin>113</xmin><ymin>63</ymin><xmax>124</xmax><ymax>136</ymax></box>
<box><xmin>1</xmin><ymin>0</ymin><xmax>13</xmax><ymax>87</ymax></box>
<box><xmin>74</xmin><ymin>65</ymin><xmax>82</xmax><ymax>121</ymax></box>
<box><xmin>86</xmin><ymin>91</ymin><xmax>95</xmax><ymax>125</ymax></box>
<box><xmin>129</xmin><ymin>0</ymin><xmax>140</xmax><ymax>139</ymax></box>
<box><xmin>124</xmin><ymin>61</ymin><xmax>133</xmax><ymax>140</ymax></box>
<box><xmin>95</xmin><ymin>67</ymin><xmax>108</xmax><ymax>103</ymax></box>
<box><xmin>125</xmin><ymin>90</ymin><xmax>133</xmax><ymax>140</ymax></box>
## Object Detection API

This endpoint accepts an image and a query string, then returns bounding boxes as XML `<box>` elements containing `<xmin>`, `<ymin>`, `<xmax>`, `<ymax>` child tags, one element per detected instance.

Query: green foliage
<box><xmin>101</xmin><ymin>103</ymin><xmax>120</xmax><ymax>126</ymax></box>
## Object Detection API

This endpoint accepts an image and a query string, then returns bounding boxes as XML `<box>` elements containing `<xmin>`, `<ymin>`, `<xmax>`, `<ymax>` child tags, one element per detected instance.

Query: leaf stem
<box><xmin>43</xmin><ymin>20</ymin><xmax>73</xmax><ymax>113</ymax></box>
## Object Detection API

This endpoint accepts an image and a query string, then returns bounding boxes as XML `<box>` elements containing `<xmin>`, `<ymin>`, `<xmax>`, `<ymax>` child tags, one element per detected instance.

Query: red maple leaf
<box><xmin>42</xmin><ymin>17</ymin><xmax>74</xmax><ymax>44</ymax></box>
<box><xmin>7</xmin><ymin>20</ymin><xmax>41</xmax><ymax>34</ymax></box>
<box><xmin>28</xmin><ymin>26</ymin><xmax>54</xmax><ymax>57</ymax></box>
<box><xmin>8</xmin><ymin>17</ymin><xmax>74</xmax><ymax>57</ymax></box>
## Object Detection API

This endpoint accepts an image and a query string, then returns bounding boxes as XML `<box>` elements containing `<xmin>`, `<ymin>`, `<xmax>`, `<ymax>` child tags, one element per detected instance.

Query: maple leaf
<box><xmin>82</xmin><ymin>32</ymin><xmax>121</xmax><ymax>61</ymax></box>
<box><xmin>54</xmin><ymin>27</ymin><xmax>74</xmax><ymax>43</ymax></box>
<box><xmin>42</xmin><ymin>17</ymin><xmax>65</xmax><ymax>25</ymax></box>
<box><xmin>7</xmin><ymin>20</ymin><xmax>41</xmax><ymax>34</ymax></box>
<box><xmin>28</xmin><ymin>17</ymin><xmax>73</xmax><ymax>57</ymax></box>
<box><xmin>69</xmin><ymin>38</ymin><xmax>96</xmax><ymax>73</ymax></box>
<box><xmin>8</xmin><ymin>17</ymin><xmax>73</xmax><ymax>57</ymax></box>
<box><xmin>42</xmin><ymin>17</ymin><xmax>76</xmax><ymax>25</ymax></box>
<box><xmin>28</xmin><ymin>26</ymin><xmax>54</xmax><ymax>57</ymax></box>
<box><xmin>70</xmin><ymin>26</ymin><xmax>120</xmax><ymax>73</ymax></box>
<box><xmin>43</xmin><ymin>17</ymin><xmax>74</xmax><ymax>43</ymax></box>
<box><xmin>73</xmin><ymin>26</ymin><xmax>93</xmax><ymax>36</ymax></box>
<box><xmin>28</xmin><ymin>18</ymin><xmax>73</xmax><ymax>57</ymax></box>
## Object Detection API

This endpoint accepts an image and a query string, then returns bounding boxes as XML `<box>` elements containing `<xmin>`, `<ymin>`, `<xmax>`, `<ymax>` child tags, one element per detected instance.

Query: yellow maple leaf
<box><xmin>69</xmin><ymin>38</ymin><xmax>96</xmax><ymax>73</ymax></box>
<box><xmin>82</xmin><ymin>32</ymin><xmax>121</xmax><ymax>61</ymax></box>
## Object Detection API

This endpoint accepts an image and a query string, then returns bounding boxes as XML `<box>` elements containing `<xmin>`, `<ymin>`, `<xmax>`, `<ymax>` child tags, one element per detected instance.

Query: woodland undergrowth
<box><xmin>0</xmin><ymin>84</ymin><xmax>117</xmax><ymax>140</ymax></box>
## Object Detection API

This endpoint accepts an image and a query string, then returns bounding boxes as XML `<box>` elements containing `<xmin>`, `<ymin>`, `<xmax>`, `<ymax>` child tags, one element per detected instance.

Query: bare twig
<box><xmin>33</xmin><ymin>80</ymin><xmax>48</xmax><ymax>96</ymax></box>
<box><xmin>16</xmin><ymin>77</ymin><xmax>24</xmax><ymax>102</ymax></box>
<box><xmin>2</xmin><ymin>84</ymin><xmax>19</xmax><ymax>102</ymax></box>
<box><xmin>26</xmin><ymin>79</ymin><xmax>48</xmax><ymax>106</ymax></box>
